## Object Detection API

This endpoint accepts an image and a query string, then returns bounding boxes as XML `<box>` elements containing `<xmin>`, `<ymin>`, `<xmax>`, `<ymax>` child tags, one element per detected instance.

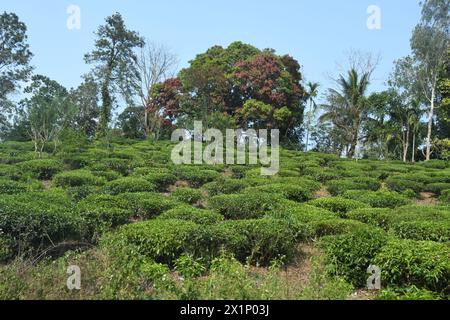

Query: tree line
<box><xmin>0</xmin><ymin>0</ymin><xmax>449</xmax><ymax>161</ymax></box>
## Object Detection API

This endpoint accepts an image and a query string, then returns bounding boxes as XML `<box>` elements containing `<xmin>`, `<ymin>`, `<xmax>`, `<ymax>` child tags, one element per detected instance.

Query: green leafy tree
<box><xmin>85</xmin><ymin>13</ymin><xmax>144</xmax><ymax>137</ymax></box>
<box><xmin>21</xmin><ymin>75</ymin><xmax>76</xmax><ymax>155</ymax></box>
<box><xmin>304</xmin><ymin>82</ymin><xmax>320</xmax><ymax>152</ymax></box>
<box><xmin>0</xmin><ymin>12</ymin><xmax>33</xmax><ymax>127</ymax></box>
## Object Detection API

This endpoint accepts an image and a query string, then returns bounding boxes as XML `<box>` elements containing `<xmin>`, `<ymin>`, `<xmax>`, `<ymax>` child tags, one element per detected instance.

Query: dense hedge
<box><xmin>171</xmin><ymin>187</ymin><xmax>203</xmax><ymax>204</ymax></box>
<box><xmin>18</xmin><ymin>159</ymin><xmax>63</xmax><ymax>180</ymax></box>
<box><xmin>342</xmin><ymin>190</ymin><xmax>410</xmax><ymax>208</ymax></box>
<box><xmin>144</xmin><ymin>172</ymin><xmax>177</xmax><ymax>192</ymax></box>
<box><xmin>346</xmin><ymin>208</ymin><xmax>392</xmax><ymax>229</ymax></box>
<box><xmin>319</xmin><ymin>228</ymin><xmax>388</xmax><ymax>286</ymax></box>
<box><xmin>117</xmin><ymin>192</ymin><xmax>180</xmax><ymax>218</ymax></box>
<box><xmin>374</xmin><ymin>239</ymin><xmax>450</xmax><ymax>293</ymax></box>
<box><xmin>53</xmin><ymin>170</ymin><xmax>106</xmax><ymax>188</ymax></box>
<box><xmin>327</xmin><ymin>177</ymin><xmax>381</xmax><ymax>196</ymax></box>
<box><xmin>389</xmin><ymin>221</ymin><xmax>450</xmax><ymax>242</ymax></box>
<box><xmin>307</xmin><ymin>197</ymin><xmax>368</xmax><ymax>217</ymax></box>
<box><xmin>104</xmin><ymin>178</ymin><xmax>156</xmax><ymax>195</ymax></box>
<box><xmin>158</xmin><ymin>206</ymin><xmax>224</xmax><ymax>225</ymax></box>
<box><xmin>0</xmin><ymin>179</ymin><xmax>29</xmax><ymax>195</ymax></box>
<box><xmin>208</xmin><ymin>193</ymin><xmax>285</xmax><ymax>219</ymax></box>
<box><xmin>203</xmin><ymin>178</ymin><xmax>248</xmax><ymax>196</ymax></box>
<box><xmin>174</xmin><ymin>167</ymin><xmax>220</xmax><ymax>188</ymax></box>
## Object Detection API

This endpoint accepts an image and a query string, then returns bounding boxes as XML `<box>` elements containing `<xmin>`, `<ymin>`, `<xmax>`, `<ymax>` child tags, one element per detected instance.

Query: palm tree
<box><xmin>304</xmin><ymin>82</ymin><xmax>320</xmax><ymax>152</ymax></box>
<box><xmin>320</xmin><ymin>69</ymin><xmax>370</xmax><ymax>158</ymax></box>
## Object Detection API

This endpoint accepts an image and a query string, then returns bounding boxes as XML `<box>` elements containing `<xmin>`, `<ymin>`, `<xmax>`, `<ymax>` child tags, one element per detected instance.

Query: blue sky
<box><xmin>1</xmin><ymin>0</ymin><xmax>421</xmax><ymax>102</ymax></box>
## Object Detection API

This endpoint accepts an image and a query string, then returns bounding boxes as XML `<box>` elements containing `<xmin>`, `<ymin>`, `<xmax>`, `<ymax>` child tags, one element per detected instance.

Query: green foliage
<box><xmin>424</xmin><ymin>183</ymin><xmax>450</xmax><ymax>195</ymax></box>
<box><xmin>171</xmin><ymin>187</ymin><xmax>203</xmax><ymax>204</ymax></box>
<box><xmin>389</xmin><ymin>221</ymin><xmax>450</xmax><ymax>242</ymax></box>
<box><xmin>0</xmin><ymin>179</ymin><xmax>28</xmax><ymax>195</ymax></box>
<box><xmin>203</xmin><ymin>178</ymin><xmax>248</xmax><ymax>196</ymax></box>
<box><xmin>18</xmin><ymin>159</ymin><xmax>63</xmax><ymax>180</ymax></box>
<box><xmin>158</xmin><ymin>206</ymin><xmax>224</xmax><ymax>225</ymax></box>
<box><xmin>307</xmin><ymin>197</ymin><xmax>368</xmax><ymax>217</ymax></box>
<box><xmin>440</xmin><ymin>189</ymin><xmax>450</xmax><ymax>203</ymax></box>
<box><xmin>174</xmin><ymin>167</ymin><xmax>220</xmax><ymax>188</ymax></box>
<box><xmin>346</xmin><ymin>208</ymin><xmax>392</xmax><ymax>229</ymax></box>
<box><xmin>145</xmin><ymin>172</ymin><xmax>177</xmax><ymax>192</ymax></box>
<box><xmin>117</xmin><ymin>192</ymin><xmax>180</xmax><ymax>218</ymax></box>
<box><xmin>342</xmin><ymin>190</ymin><xmax>410</xmax><ymax>208</ymax></box>
<box><xmin>208</xmin><ymin>193</ymin><xmax>285</xmax><ymax>219</ymax></box>
<box><xmin>386</xmin><ymin>176</ymin><xmax>424</xmax><ymax>194</ymax></box>
<box><xmin>104</xmin><ymin>177</ymin><xmax>156</xmax><ymax>195</ymax></box>
<box><xmin>53</xmin><ymin>170</ymin><xmax>106</xmax><ymax>188</ymax></box>
<box><xmin>319</xmin><ymin>228</ymin><xmax>388</xmax><ymax>286</ymax></box>
<box><xmin>327</xmin><ymin>178</ymin><xmax>381</xmax><ymax>196</ymax></box>
<box><xmin>374</xmin><ymin>239</ymin><xmax>450</xmax><ymax>293</ymax></box>
<box><xmin>377</xmin><ymin>286</ymin><xmax>443</xmax><ymax>300</ymax></box>
<box><xmin>245</xmin><ymin>179</ymin><xmax>320</xmax><ymax>202</ymax></box>
<box><xmin>309</xmin><ymin>219</ymin><xmax>369</xmax><ymax>237</ymax></box>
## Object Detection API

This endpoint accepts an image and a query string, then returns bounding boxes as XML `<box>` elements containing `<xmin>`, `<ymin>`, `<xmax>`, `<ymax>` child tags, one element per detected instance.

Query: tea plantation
<box><xmin>0</xmin><ymin>138</ymin><xmax>449</xmax><ymax>300</ymax></box>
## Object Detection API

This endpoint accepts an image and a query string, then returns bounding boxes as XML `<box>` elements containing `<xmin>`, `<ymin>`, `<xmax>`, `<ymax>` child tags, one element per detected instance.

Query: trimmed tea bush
<box><xmin>424</xmin><ymin>183</ymin><xmax>450</xmax><ymax>195</ymax></box>
<box><xmin>208</xmin><ymin>193</ymin><xmax>285</xmax><ymax>219</ymax></box>
<box><xmin>145</xmin><ymin>172</ymin><xmax>177</xmax><ymax>192</ymax></box>
<box><xmin>203</xmin><ymin>179</ymin><xmax>248</xmax><ymax>196</ymax></box>
<box><xmin>0</xmin><ymin>179</ymin><xmax>28</xmax><ymax>195</ymax></box>
<box><xmin>342</xmin><ymin>190</ymin><xmax>410</xmax><ymax>208</ymax></box>
<box><xmin>117</xmin><ymin>192</ymin><xmax>180</xmax><ymax>218</ymax></box>
<box><xmin>171</xmin><ymin>187</ymin><xmax>203</xmax><ymax>204</ymax></box>
<box><xmin>309</xmin><ymin>219</ymin><xmax>368</xmax><ymax>237</ymax></box>
<box><xmin>346</xmin><ymin>208</ymin><xmax>392</xmax><ymax>229</ymax></box>
<box><xmin>386</xmin><ymin>177</ymin><xmax>424</xmax><ymax>194</ymax></box>
<box><xmin>104</xmin><ymin>177</ymin><xmax>156</xmax><ymax>195</ymax></box>
<box><xmin>440</xmin><ymin>189</ymin><xmax>450</xmax><ymax>203</ymax></box>
<box><xmin>374</xmin><ymin>239</ymin><xmax>450</xmax><ymax>292</ymax></box>
<box><xmin>211</xmin><ymin>218</ymin><xmax>297</xmax><ymax>265</ymax></box>
<box><xmin>18</xmin><ymin>159</ymin><xmax>63</xmax><ymax>180</ymax></box>
<box><xmin>101</xmin><ymin>219</ymin><xmax>206</xmax><ymax>265</ymax></box>
<box><xmin>319</xmin><ymin>228</ymin><xmax>388</xmax><ymax>286</ymax></box>
<box><xmin>327</xmin><ymin>178</ymin><xmax>381</xmax><ymax>196</ymax></box>
<box><xmin>307</xmin><ymin>197</ymin><xmax>368</xmax><ymax>217</ymax></box>
<box><xmin>53</xmin><ymin>170</ymin><xmax>106</xmax><ymax>188</ymax></box>
<box><xmin>389</xmin><ymin>221</ymin><xmax>450</xmax><ymax>242</ymax></box>
<box><xmin>158</xmin><ymin>206</ymin><xmax>224</xmax><ymax>225</ymax></box>
<box><xmin>174</xmin><ymin>167</ymin><xmax>220</xmax><ymax>188</ymax></box>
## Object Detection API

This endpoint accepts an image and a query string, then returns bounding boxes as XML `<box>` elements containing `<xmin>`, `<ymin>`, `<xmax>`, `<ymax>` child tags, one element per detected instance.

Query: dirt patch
<box><xmin>349</xmin><ymin>289</ymin><xmax>378</xmax><ymax>300</ymax></box>
<box><xmin>42</xmin><ymin>180</ymin><xmax>52</xmax><ymax>190</ymax></box>
<box><xmin>314</xmin><ymin>186</ymin><xmax>331</xmax><ymax>199</ymax></box>
<box><xmin>416</xmin><ymin>192</ymin><xmax>438</xmax><ymax>206</ymax></box>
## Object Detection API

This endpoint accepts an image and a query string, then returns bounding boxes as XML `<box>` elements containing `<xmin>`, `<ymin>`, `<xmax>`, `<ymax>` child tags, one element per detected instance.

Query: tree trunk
<box><xmin>402</xmin><ymin>128</ymin><xmax>409</xmax><ymax>163</ymax></box>
<box><xmin>426</xmin><ymin>87</ymin><xmax>436</xmax><ymax>161</ymax></box>
<box><xmin>411</xmin><ymin>133</ymin><xmax>416</xmax><ymax>163</ymax></box>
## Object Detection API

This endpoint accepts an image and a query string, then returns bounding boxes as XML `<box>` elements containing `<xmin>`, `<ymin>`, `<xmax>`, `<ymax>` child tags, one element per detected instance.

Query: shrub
<box><xmin>117</xmin><ymin>192</ymin><xmax>180</xmax><ymax>218</ymax></box>
<box><xmin>424</xmin><ymin>183</ymin><xmax>450</xmax><ymax>195</ymax></box>
<box><xmin>53</xmin><ymin>170</ymin><xmax>106</xmax><ymax>188</ymax></box>
<box><xmin>0</xmin><ymin>165</ymin><xmax>22</xmax><ymax>180</ymax></box>
<box><xmin>98</xmin><ymin>158</ymin><xmax>132</xmax><ymax>175</ymax></box>
<box><xmin>77</xmin><ymin>195</ymin><xmax>132</xmax><ymax>239</ymax></box>
<box><xmin>18</xmin><ymin>159</ymin><xmax>63</xmax><ymax>180</ymax></box>
<box><xmin>389</xmin><ymin>221</ymin><xmax>449</xmax><ymax>242</ymax></box>
<box><xmin>319</xmin><ymin>228</ymin><xmax>388</xmax><ymax>286</ymax></box>
<box><xmin>0</xmin><ymin>179</ymin><xmax>28</xmax><ymax>195</ymax></box>
<box><xmin>104</xmin><ymin>178</ymin><xmax>156</xmax><ymax>195</ymax></box>
<box><xmin>307</xmin><ymin>197</ymin><xmax>368</xmax><ymax>217</ymax></box>
<box><xmin>327</xmin><ymin>178</ymin><xmax>381</xmax><ymax>196</ymax></box>
<box><xmin>158</xmin><ymin>206</ymin><xmax>224</xmax><ymax>225</ymax></box>
<box><xmin>211</xmin><ymin>218</ymin><xmax>297</xmax><ymax>265</ymax></box>
<box><xmin>342</xmin><ymin>190</ymin><xmax>410</xmax><ymax>208</ymax></box>
<box><xmin>90</xmin><ymin>170</ymin><xmax>121</xmax><ymax>182</ymax></box>
<box><xmin>440</xmin><ymin>189</ymin><xmax>450</xmax><ymax>203</ymax></box>
<box><xmin>203</xmin><ymin>179</ymin><xmax>248</xmax><ymax>196</ymax></box>
<box><xmin>386</xmin><ymin>177</ymin><xmax>424</xmax><ymax>194</ymax></box>
<box><xmin>346</xmin><ymin>208</ymin><xmax>392</xmax><ymax>229</ymax></box>
<box><xmin>0</xmin><ymin>192</ymin><xmax>82</xmax><ymax>251</ymax></box>
<box><xmin>374</xmin><ymin>239</ymin><xmax>450</xmax><ymax>292</ymax></box>
<box><xmin>245</xmin><ymin>179</ymin><xmax>320</xmax><ymax>203</ymax></box>
<box><xmin>145</xmin><ymin>172</ymin><xmax>177</xmax><ymax>192</ymax></box>
<box><xmin>66</xmin><ymin>185</ymin><xmax>100</xmax><ymax>202</ymax></box>
<box><xmin>377</xmin><ymin>286</ymin><xmax>443</xmax><ymax>300</ymax></box>
<box><xmin>208</xmin><ymin>193</ymin><xmax>285</xmax><ymax>219</ymax></box>
<box><xmin>101</xmin><ymin>219</ymin><xmax>206</xmax><ymax>265</ymax></box>
<box><xmin>309</xmin><ymin>219</ymin><xmax>369</xmax><ymax>237</ymax></box>
<box><xmin>171</xmin><ymin>187</ymin><xmax>203</xmax><ymax>204</ymax></box>
<box><xmin>0</xmin><ymin>234</ymin><xmax>12</xmax><ymax>262</ymax></box>
<box><xmin>174</xmin><ymin>167</ymin><xmax>220</xmax><ymax>187</ymax></box>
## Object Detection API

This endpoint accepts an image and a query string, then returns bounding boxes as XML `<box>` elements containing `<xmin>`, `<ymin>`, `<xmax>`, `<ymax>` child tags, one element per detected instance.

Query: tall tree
<box><xmin>320</xmin><ymin>69</ymin><xmax>371</xmax><ymax>158</ymax></box>
<box><xmin>0</xmin><ymin>12</ymin><xmax>33</xmax><ymax>126</ymax></box>
<box><xmin>411</xmin><ymin>0</ymin><xmax>450</xmax><ymax>160</ymax></box>
<box><xmin>21</xmin><ymin>75</ymin><xmax>76</xmax><ymax>155</ymax></box>
<box><xmin>134</xmin><ymin>42</ymin><xmax>178</xmax><ymax>137</ymax></box>
<box><xmin>69</xmin><ymin>75</ymin><xmax>100</xmax><ymax>138</ymax></box>
<box><xmin>85</xmin><ymin>13</ymin><xmax>144</xmax><ymax>136</ymax></box>
<box><xmin>304</xmin><ymin>82</ymin><xmax>320</xmax><ymax>152</ymax></box>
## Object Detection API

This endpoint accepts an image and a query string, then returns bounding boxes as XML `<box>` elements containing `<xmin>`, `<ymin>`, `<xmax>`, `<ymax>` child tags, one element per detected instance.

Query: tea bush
<box><xmin>208</xmin><ymin>193</ymin><xmax>285</xmax><ymax>219</ymax></box>
<box><xmin>424</xmin><ymin>183</ymin><xmax>450</xmax><ymax>195</ymax></box>
<box><xmin>145</xmin><ymin>172</ymin><xmax>177</xmax><ymax>191</ymax></box>
<box><xmin>104</xmin><ymin>177</ymin><xmax>156</xmax><ymax>195</ymax></box>
<box><xmin>309</xmin><ymin>219</ymin><xmax>369</xmax><ymax>237</ymax></box>
<box><xmin>18</xmin><ymin>159</ymin><xmax>63</xmax><ymax>180</ymax></box>
<box><xmin>327</xmin><ymin>178</ymin><xmax>381</xmax><ymax>196</ymax></box>
<box><xmin>203</xmin><ymin>178</ymin><xmax>248</xmax><ymax>196</ymax></box>
<box><xmin>117</xmin><ymin>192</ymin><xmax>180</xmax><ymax>218</ymax></box>
<box><xmin>389</xmin><ymin>221</ymin><xmax>450</xmax><ymax>242</ymax></box>
<box><xmin>319</xmin><ymin>228</ymin><xmax>388</xmax><ymax>286</ymax></box>
<box><xmin>0</xmin><ymin>179</ymin><xmax>28</xmax><ymax>195</ymax></box>
<box><xmin>386</xmin><ymin>177</ymin><xmax>424</xmax><ymax>194</ymax></box>
<box><xmin>158</xmin><ymin>206</ymin><xmax>224</xmax><ymax>225</ymax></box>
<box><xmin>342</xmin><ymin>190</ymin><xmax>410</xmax><ymax>208</ymax></box>
<box><xmin>307</xmin><ymin>197</ymin><xmax>368</xmax><ymax>217</ymax></box>
<box><xmin>171</xmin><ymin>187</ymin><xmax>203</xmax><ymax>204</ymax></box>
<box><xmin>346</xmin><ymin>208</ymin><xmax>392</xmax><ymax>229</ymax></box>
<box><xmin>174</xmin><ymin>167</ymin><xmax>220</xmax><ymax>187</ymax></box>
<box><xmin>440</xmin><ymin>189</ymin><xmax>450</xmax><ymax>203</ymax></box>
<box><xmin>373</xmin><ymin>239</ymin><xmax>450</xmax><ymax>293</ymax></box>
<box><xmin>53</xmin><ymin>170</ymin><xmax>107</xmax><ymax>188</ymax></box>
